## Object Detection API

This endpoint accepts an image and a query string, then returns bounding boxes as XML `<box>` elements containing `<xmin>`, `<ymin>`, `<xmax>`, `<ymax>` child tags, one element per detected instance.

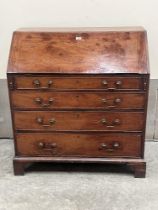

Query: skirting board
<box><xmin>0</xmin><ymin>79</ymin><xmax>157</xmax><ymax>140</ymax></box>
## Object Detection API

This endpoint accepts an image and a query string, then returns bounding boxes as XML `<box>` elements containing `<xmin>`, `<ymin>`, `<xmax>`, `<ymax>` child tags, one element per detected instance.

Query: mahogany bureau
<box><xmin>7</xmin><ymin>27</ymin><xmax>149</xmax><ymax>177</ymax></box>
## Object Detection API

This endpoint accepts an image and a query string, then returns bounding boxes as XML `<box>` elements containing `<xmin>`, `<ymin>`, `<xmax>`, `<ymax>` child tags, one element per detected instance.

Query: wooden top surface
<box><xmin>7</xmin><ymin>27</ymin><xmax>149</xmax><ymax>74</ymax></box>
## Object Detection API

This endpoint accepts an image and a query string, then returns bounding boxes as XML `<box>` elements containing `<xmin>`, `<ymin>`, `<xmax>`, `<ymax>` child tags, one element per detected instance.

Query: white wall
<box><xmin>0</xmin><ymin>0</ymin><xmax>157</xmax><ymax>78</ymax></box>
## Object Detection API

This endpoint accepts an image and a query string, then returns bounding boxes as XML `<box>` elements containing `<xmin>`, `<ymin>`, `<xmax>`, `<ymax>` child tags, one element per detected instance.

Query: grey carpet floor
<box><xmin>0</xmin><ymin>139</ymin><xmax>158</xmax><ymax>210</ymax></box>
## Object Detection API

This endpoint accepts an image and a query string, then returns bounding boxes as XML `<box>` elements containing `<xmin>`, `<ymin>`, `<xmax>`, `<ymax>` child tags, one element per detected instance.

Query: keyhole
<box><xmin>75</xmin><ymin>35</ymin><xmax>82</xmax><ymax>41</ymax></box>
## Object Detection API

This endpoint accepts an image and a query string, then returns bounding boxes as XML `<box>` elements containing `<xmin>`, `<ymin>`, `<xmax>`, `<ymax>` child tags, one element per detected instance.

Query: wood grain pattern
<box><xmin>16</xmin><ymin>133</ymin><xmax>142</xmax><ymax>158</ymax></box>
<box><xmin>14</xmin><ymin>76</ymin><xmax>143</xmax><ymax>90</ymax></box>
<box><xmin>13</xmin><ymin>156</ymin><xmax>146</xmax><ymax>176</ymax></box>
<box><xmin>7</xmin><ymin>28</ymin><xmax>149</xmax><ymax>74</ymax></box>
<box><xmin>14</xmin><ymin>111</ymin><xmax>144</xmax><ymax>131</ymax></box>
<box><xmin>11</xmin><ymin>91</ymin><xmax>145</xmax><ymax>110</ymax></box>
<box><xmin>7</xmin><ymin>27</ymin><xmax>149</xmax><ymax>177</ymax></box>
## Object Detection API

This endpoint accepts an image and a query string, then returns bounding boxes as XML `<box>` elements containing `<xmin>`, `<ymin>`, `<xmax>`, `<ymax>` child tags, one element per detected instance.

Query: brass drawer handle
<box><xmin>113</xmin><ymin>119</ymin><xmax>121</xmax><ymax>125</ymax></box>
<box><xmin>102</xmin><ymin>80</ymin><xmax>108</xmax><ymax>86</ymax></box>
<box><xmin>115</xmin><ymin>80</ymin><xmax>122</xmax><ymax>87</ymax></box>
<box><xmin>100</xmin><ymin>143</ymin><xmax>108</xmax><ymax>148</ymax></box>
<box><xmin>36</xmin><ymin>117</ymin><xmax>56</xmax><ymax>127</ymax></box>
<box><xmin>105</xmin><ymin>148</ymin><xmax>115</xmax><ymax>152</ymax></box>
<box><xmin>101</xmin><ymin>98</ymin><xmax>122</xmax><ymax>108</ymax></box>
<box><xmin>34</xmin><ymin>97</ymin><xmax>54</xmax><ymax>107</ymax></box>
<box><xmin>101</xmin><ymin>118</ymin><xmax>107</xmax><ymax>124</ymax></box>
<box><xmin>114</xmin><ymin>98</ymin><xmax>122</xmax><ymax>104</ymax></box>
<box><xmin>33</xmin><ymin>79</ymin><xmax>53</xmax><ymax>89</ymax></box>
<box><xmin>38</xmin><ymin>142</ymin><xmax>45</xmax><ymax>148</ymax></box>
<box><xmin>101</xmin><ymin>80</ymin><xmax>123</xmax><ymax>90</ymax></box>
<box><xmin>33</xmin><ymin>79</ymin><xmax>40</xmax><ymax>87</ymax></box>
<box><xmin>38</xmin><ymin>142</ymin><xmax>57</xmax><ymax>150</ymax></box>
<box><xmin>102</xmin><ymin>98</ymin><xmax>107</xmax><ymax>104</ymax></box>
<box><xmin>100</xmin><ymin>142</ymin><xmax>120</xmax><ymax>152</ymax></box>
<box><xmin>101</xmin><ymin>118</ymin><xmax>121</xmax><ymax>127</ymax></box>
<box><xmin>113</xmin><ymin>142</ymin><xmax>120</xmax><ymax>148</ymax></box>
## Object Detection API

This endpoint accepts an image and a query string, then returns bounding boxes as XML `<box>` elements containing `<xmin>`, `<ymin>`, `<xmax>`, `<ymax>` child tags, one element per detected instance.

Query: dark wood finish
<box><xmin>7</xmin><ymin>27</ymin><xmax>148</xmax><ymax>74</ymax></box>
<box><xmin>13</xmin><ymin>159</ymin><xmax>32</xmax><ymax>176</ymax></box>
<box><xmin>128</xmin><ymin>162</ymin><xmax>146</xmax><ymax>178</ymax></box>
<box><xmin>16</xmin><ymin>133</ymin><xmax>142</xmax><ymax>157</ymax></box>
<box><xmin>13</xmin><ymin>156</ymin><xmax>146</xmax><ymax>177</ymax></box>
<box><xmin>13</xmin><ymin>160</ymin><xmax>25</xmax><ymax>175</ymax></box>
<box><xmin>14</xmin><ymin>111</ymin><xmax>144</xmax><ymax>131</ymax></box>
<box><xmin>7</xmin><ymin>27</ymin><xmax>149</xmax><ymax>177</ymax></box>
<box><xmin>14</xmin><ymin>76</ymin><xmax>143</xmax><ymax>90</ymax></box>
<box><xmin>11</xmin><ymin>91</ymin><xmax>145</xmax><ymax>110</ymax></box>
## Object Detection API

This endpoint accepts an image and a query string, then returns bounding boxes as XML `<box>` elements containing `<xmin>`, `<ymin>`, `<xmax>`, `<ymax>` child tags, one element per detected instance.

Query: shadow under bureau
<box><xmin>7</xmin><ymin>27</ymin><xmax>149</xmax><ymax>177</ymax></box>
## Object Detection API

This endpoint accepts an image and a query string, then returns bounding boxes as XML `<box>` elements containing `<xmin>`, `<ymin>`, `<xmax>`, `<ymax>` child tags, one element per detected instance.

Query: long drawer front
<box><xmin>16</xmin><ymin>133</ymin><xmax>142</xmax><ymax>158</ymax></box>
<box><xmin>14</xmin><ymin>111</ymin><xmax>144</xmax><ymax>131</ymax></box>
<box><xmin>11</xmin><ymin>91</ymin><xmax>145</xmax><ymax>110</ymax></box>
<box><xmin>14</xmin><ymin>76</ymin><xmax>143</xmax><ymax>90</ymax></box>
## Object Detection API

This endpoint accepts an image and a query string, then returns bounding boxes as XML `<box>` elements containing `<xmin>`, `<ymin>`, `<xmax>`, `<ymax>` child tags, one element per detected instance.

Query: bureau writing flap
<box><xmin>7</xmin><ymin>27</ymin><xmax>149</xmax><ymax>74</ymax></box>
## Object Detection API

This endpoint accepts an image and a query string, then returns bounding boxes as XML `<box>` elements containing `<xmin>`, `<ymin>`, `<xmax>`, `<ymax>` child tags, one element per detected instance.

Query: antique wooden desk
<box><xmin>7</xmin><ymin>27</ymin><xmax>149</xmax><ymax>177</ymax></box>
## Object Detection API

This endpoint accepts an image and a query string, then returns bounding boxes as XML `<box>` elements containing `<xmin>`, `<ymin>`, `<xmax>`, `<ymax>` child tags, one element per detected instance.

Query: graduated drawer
<box><xmin>11</xmin><ymin>91</ymin><xmax>145</xmax><ymax>110</ymax></box>
<box><xmin>16</xmin><ymin>133</ymin><xmax>142</xmax><ymax>158</ymax></box>
<box><xmin>14</xmin><ymin>76</ymin><xmax>143</xmax><ymax>90</ymax></box>
<box><xmin>14</xmin><ymin>111</ymin><xmax>144</xmax><ymax>131</ymax></box>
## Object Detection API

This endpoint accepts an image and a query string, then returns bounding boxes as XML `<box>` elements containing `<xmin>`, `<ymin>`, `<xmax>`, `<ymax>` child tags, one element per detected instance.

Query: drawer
<box><xmin>16</xmin><ymin>133</ymin><xmax>142</xmax><ymax>158</ymax></box>
<box><xmin>11</xmin><ymin>91</ymin><xmax>145</xmax><ymax>110</ymax></box>
<box><xmin>14</xmin><ymin>76</ymin><xmax>143</xmax><ymax>90</ymax></box>
<box><xmin>14</xmin><ymin>111</ymin><xmax>144</xmax><ymax>131</ymax></box>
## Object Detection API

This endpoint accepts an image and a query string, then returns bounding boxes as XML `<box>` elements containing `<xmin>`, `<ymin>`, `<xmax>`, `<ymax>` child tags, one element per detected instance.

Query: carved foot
<box><xmin>13</xmin><ymin>160</ymin><xmax>25</xmax><ymax>176</ymax></box>
<box><xmin>128</xmin><ymin>162</ymin><xmax>146</xmax><ymax>178</ymax></box>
